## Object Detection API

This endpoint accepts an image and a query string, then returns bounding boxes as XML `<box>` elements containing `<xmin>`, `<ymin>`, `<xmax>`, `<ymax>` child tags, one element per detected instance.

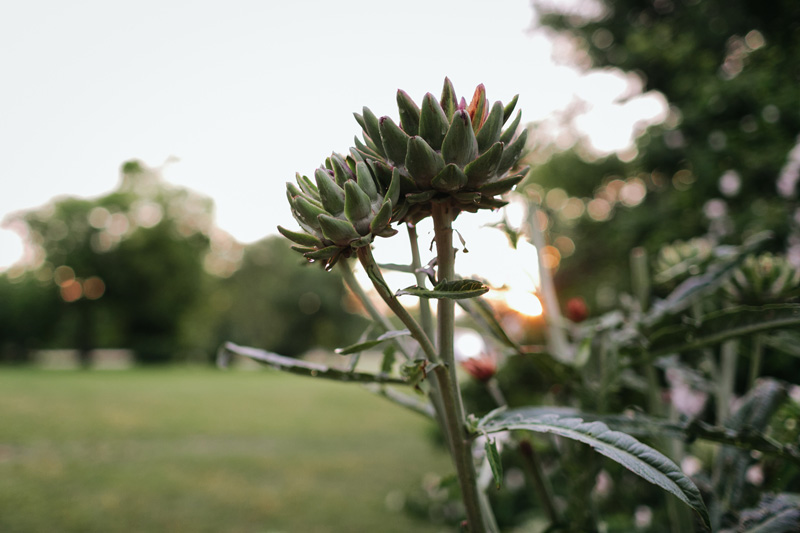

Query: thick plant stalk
<box><xmin>431</xmin><ymin>201</ymin><xmax>491</xmax><ymax>533</ymax></box>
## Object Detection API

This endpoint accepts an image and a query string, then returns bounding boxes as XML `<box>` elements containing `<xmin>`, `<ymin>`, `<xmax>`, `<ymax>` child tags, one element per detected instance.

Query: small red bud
<box><xmin>566</xmin><ymin>297</ymin><xmax>589</xmax><ymax>322</ymax></box>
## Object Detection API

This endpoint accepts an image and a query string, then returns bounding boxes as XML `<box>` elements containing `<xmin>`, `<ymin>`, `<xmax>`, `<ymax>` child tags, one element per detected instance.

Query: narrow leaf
<box><xmin>222</xmin><ymin>342</ymin><xmax>408</xmax><ymax>384</ymax></box>
<box><xmin>335</xmin><ymin>329</ymin><xmax>411</xmax><ymax>355</ymax></box>
<box><xmin>397</xmin><ymin>279</ymin><xmax>489</xmax><ymax>300</ymax></box>
<box><xmin>485</xmin><ymin>437</ymin><xmax>503</xmax><ymax>489</ymax></box>
<box><xmin>479</xmin><ymin>411</ymin><xmax>711</xmax><ymax>529</ymax></box>
<box><xmin>503</xmin><ymin>94</ymin><xmax>519</xmax><ymax>123</ymax></box>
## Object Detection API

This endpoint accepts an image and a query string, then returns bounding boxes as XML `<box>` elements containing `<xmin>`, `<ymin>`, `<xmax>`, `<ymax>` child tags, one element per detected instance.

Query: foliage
<box><xmin>525</xmin><ymin>0</ymin><xmax>800</xmax><ymax>310</ymax></box>
<box><xmin>0</xmin><ymin>161</ymin><xmax>364</xmax><ymax>363</ymax></box>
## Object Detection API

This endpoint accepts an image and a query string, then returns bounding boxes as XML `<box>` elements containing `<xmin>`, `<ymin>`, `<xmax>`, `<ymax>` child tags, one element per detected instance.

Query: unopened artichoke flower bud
<box><xmin>723</xmin><ymin>253</ymin><xmax>800</xmax><ymax>305</ymax></box>
<box><xmin>278</xmin><ymin>152</ymin><xmax>400</xmax><ymax>269</ymax></box>
<box><xmin>352</xmin><ymin>78</ymin><xmax>530</xmax><ymax>222</ymax></box>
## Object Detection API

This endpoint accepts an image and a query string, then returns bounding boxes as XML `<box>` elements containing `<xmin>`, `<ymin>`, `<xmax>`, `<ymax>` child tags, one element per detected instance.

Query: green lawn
<box><xmin>0</xmin><ymin>367</ymin><xmax>453</xmax><ymax>532</ymax></box>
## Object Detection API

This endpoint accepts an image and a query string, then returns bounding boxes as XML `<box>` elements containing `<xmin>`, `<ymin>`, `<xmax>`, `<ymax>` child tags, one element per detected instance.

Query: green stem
<box><xmin>432</xmin><ymin>201</ymin><xmax>490</xmax><ymax>533</ymax></box>
<box><xmin>519</xmin><ymin>439</ymin><xmax>560</xmax><ymax>526</ymax></box>
<box><xmin>408</xmin><ymin>224</ymin><xmax>435</xmax><ymax>342</ymax></box>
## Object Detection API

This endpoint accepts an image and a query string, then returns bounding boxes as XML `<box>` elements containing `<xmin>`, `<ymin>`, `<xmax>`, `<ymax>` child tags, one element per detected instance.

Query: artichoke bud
<box><xmin>314</xmin><ymin>168</ymin><xmax>345</xmax><ymax>215</ymax></box>
<box><xmin>344</xmin><ymin>180</ymin><xmax>373</xmax><ymax>234</ymax></box>
<box><xmin>351</xmin><ymin>79</ymin><xmax>528</xmax><ymax>220</ymax></box>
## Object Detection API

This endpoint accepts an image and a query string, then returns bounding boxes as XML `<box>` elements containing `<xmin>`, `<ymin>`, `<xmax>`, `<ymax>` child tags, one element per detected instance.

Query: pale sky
<box><xmin>0</xmin><ymin>0</ymin><xmax>666</xmax><ymax>270</ymax></box>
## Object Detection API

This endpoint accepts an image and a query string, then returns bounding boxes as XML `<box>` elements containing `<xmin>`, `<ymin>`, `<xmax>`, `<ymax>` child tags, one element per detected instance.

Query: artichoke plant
<box><xmin>278</xmin><ymin>152</ymin><xmax>401</xmax><ymax>269</ymax></box>
<box><xmin>352</xmin><ymin>78</ymin><xmax>529</xmax><ymax>223</ymax></box>
<box><xmin>723</xmin><ymin>253</ymin><xmax>800</xmax><ymax>305</ymax></box>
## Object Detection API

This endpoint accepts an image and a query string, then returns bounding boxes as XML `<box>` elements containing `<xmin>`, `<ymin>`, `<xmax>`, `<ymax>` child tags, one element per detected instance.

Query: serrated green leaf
<box><xmin>485</xmin><ymin>436</ymin><xmax>503</xmax><ymax>489</ymax></box>
<box><xmin>396</xmin><ymin>89</ymin><xmax>421</xmax><ymax>136</ymax></box>
<box><xmin>479</xmin><ymin>410</ymin><xmax>710</xmax><ymax>529</ymax></box>
<box><xmin>277</xmin><ymin>225</ymin><xmax>323</xmax><ymax>247</ymax></box>
<box><xmin>335</xmin><ymin>329</ymin><xmax>412</xmax><ymax>355</ymax></box>
<box><xmin>419</xmin><ymin>92</ymin><xmax>449</xmax><ymax>151</ymax></box>
<box><xmin>379</xmin><ymin>116</ymin><xmax>411</xmax><ymax>166</ymax></box>
<box><xmin>222</xmin><ymin>342</ymin><xmax>408</xmax><ymax>384</ymax></box>
<box><xmin>441</xmin><ymin>109</ymin><xmax>478</xmax><ymax>167</ymax></box>
<box><xmin>397</xmin><ymin>279</ymin><xmax>489</xmax><ymax>299</ymax></box>
<box><xmin>314</xmin><ymin>168</ymin><xmax>345</xmax><ymax>215</ymax></box>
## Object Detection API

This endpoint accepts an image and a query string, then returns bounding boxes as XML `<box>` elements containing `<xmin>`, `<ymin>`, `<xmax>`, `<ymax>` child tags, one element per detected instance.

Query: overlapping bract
<box><xmin>280</xmin><ymin>79</ymin><xmax>529</xmax><ymax>267</ymax></box>
<box><xmin>279</xmin><ymin>152</ymin><xmax>400</xmax><ymax>269</ymax></box>
<box><xmin>353</xmin><ymin>78</ymin><xmax>529</xmax><ymax>223</ymax></box>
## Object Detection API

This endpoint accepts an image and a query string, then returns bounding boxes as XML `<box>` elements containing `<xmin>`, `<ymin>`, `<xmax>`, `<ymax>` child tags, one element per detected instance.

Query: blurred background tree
<box><xmin>1</xmin><ymin>160</ymin><xmax>364</xmax><ymax>364</ymax></box>
<box><xmin>525</xmin><ymin>0</ymin><xmax>800</xmax><ymax>311</ymax></box>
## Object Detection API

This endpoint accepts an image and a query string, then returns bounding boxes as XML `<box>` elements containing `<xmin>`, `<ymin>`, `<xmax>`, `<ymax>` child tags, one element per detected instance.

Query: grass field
<box><xmin>0</xmin><ymin>367</ymin><xmax>454</xmax><ymax>532</ymax></box>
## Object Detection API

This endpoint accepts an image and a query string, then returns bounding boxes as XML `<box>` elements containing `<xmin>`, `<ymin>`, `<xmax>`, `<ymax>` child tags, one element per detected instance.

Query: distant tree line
<box><xmin>0</xmin><ymin>160</ymin><xmax>366</xmax><ymax>365</ymax></box>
